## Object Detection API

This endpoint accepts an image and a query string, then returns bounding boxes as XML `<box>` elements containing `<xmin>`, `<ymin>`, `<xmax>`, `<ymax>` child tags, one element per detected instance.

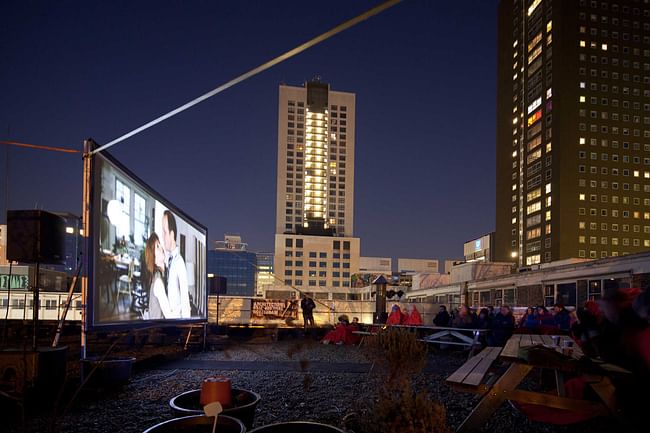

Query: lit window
<box><xmin>545</xmin><ymin>210</ymin><xmax>551</xmax><ymax>221</ymax></box>
<box><xmin>526</xmin><ymin>201</ymin><xmax>542</xmax><ymax>214</ymax></box>
<box><xmin>527</xmin><ymin>0</ymin><xmax>542</xmax><ymax>16</ymax></box>
<box><xmin>527</xmin><ymin>188</ymin><xmax>542</xmax><ymax>202</ymax></box>
<box><xmin>546</xmin><ymin>88</ymin><xmax>552</xmax><ymax>99</ymax></box>
<box><xmin>526</xmin><ymin>254</ymin><xmax>541</xmax><ymax>265</ymax></box>
<box><xmin>579</xmin><ymin>194</ymin><xmax>586</xmax><ymax>201</ymax></box>
<box><xmin>546</xmin><ymin>20</ymin><xmax>552</xmax><ymax>33</ymax></box>
<box><xmin>527</xmin><ymin>110</ymin><xmax>543</xmax><ymax>126</ymax></box>
<box><xmin>545</xmin><ymin>183</ymin><xmax>551</xmax><ymax>194</ymax></box>
<box><xmin>527</xmin><ymin>97</ymin><xmax>542</xmax><ymax>114</ymax></box>
<box><xmin>580</xmin><ymin>96</ymin><xmax>586</xmax><ymax>103</ymax></box>
<box><xmin>602</xmin><ymin>43</ymin><xmax>608</xmax><ymax>51</ymax></box>
<box><xmin>580</xmin><ymin>40</ymin><xmax>586</xmax><ymax>47</ymax></box>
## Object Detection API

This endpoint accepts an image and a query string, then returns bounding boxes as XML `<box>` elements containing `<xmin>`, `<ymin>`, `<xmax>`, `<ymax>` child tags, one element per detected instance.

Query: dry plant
<box><xmin>347</xmin><ymin>328</ymin><xmax>451</xmax><ymax>433</ymax></box>
<box><xmin>356</xmin><ymin>381</ymin><xmax>452</xmax><ymax>433</ymax></box>
<box><xmin>365</xmin><ymin>328</ymin><xmax>427</xmax><ymax>382</ymax></box>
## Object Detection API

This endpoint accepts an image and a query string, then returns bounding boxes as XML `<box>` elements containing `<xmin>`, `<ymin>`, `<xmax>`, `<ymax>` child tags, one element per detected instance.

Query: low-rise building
<box><xmin>406</xmin><ymin>252</ymin><xmax>650</xmax><ymax>310</ymax></box>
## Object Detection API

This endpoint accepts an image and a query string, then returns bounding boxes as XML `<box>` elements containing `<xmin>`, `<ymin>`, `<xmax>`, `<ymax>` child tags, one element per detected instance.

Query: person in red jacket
<box><xmin>386</xmin><ymin>304</ymin><xmax>405</xmax><ymax>325</ymax></box>
<box><xmin>322</xmin><ymin>314</ymin><xmax>350</xmax><ymax>345</ymax></box>
<box><xmin>403</xmin><ymin>304</ymin><xmax>423</xmax><ymax>326</ymax></box>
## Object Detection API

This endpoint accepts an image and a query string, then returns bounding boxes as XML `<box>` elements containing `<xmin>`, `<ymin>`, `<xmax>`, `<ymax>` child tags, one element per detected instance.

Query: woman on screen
<box><xmin>145</xmin><ymin>232</ymin><xmax>173</xmax><ymax>319</ymax></box>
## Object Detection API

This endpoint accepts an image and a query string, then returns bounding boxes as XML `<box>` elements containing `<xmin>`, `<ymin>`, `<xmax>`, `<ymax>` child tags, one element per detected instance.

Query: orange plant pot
<box><xmin>200</xmin><ymin>376</ymin><xmax>232</xmax><ymax>408</ymax></box>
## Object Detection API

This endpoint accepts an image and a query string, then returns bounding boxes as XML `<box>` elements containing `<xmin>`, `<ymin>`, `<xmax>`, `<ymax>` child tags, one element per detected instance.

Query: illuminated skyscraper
<box><xmin>275</xmin><ymin>80</ymin><xmax>355</xmax><ymax>237</ymax></box>
<box><xmin>495</xmin><ymin>0</ymin><xmax>650</xmax><ymax>265</ymax></box>
<box><xmin>274</xmin><ymin>81</ymin><xmax>360</xmax><ymax>294</ymax></box>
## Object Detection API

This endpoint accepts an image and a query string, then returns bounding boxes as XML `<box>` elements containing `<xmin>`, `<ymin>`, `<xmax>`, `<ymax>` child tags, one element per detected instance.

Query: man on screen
<box><xmin>162</xmin><ymin>210</ymin><xmax>191</xmax><ymax>318</ymax></box>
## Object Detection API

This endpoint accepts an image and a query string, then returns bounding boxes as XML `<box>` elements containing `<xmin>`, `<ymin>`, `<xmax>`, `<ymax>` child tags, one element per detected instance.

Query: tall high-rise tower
<box><xmin>276</xmin><ymin>81</ymin><xmax>355</xmax><ymax>237</ymax></box>
<box><xmin>495</xmin><ymin>0</ymin><xmax>650</xmax><ymax>266</ymax></box>
<box><xmin>273</xmin><ymin>81</ymin><xmax>360</xmax><ymax>294</ymax></box>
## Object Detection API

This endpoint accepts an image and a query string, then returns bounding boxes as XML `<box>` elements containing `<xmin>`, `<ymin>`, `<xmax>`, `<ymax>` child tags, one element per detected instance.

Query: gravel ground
<box><xmin>3</xmin><ymin>337</ymin><xmax>634</xmax><ymax>433</ymax></box>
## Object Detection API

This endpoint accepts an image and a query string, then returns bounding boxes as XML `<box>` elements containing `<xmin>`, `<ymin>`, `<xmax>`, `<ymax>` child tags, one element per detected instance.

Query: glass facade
<box><xmin>207</xmin><ymin>250</ymin><xmax>257</xmax><ymax>296</ymax></box>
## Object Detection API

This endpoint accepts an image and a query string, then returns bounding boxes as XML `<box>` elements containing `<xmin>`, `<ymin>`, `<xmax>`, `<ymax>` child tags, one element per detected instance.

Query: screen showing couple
<box><xmin>92</xmin><ymin>153</ymin><xmax>207</xmax><ymax>327</ymax></box>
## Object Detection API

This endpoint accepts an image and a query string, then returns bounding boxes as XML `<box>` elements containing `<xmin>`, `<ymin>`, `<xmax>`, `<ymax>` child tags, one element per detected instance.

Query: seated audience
<box><xmin>519</xmin><ymin>306</ymin><xmax>539</xmax><ymax>330</ymax></box>
<box><xmin>597</xmin><ymin>288</ymin><xmax>650</xmax><ymax>431</ymax></box>
<box><xmin>322</xmin><ymin>314</ymin><xmax>351</xmax><ymax>345</ymax></box>
<box><xmin>403</xmin><ymin>304</ymin><xmax>423</xmax><ymax>326</ymax></box>
<box><xmin>433</xmin><ymin>305</ymin><xmax>451</xmax><ymax>327</ymax></box>
<box><xmin>488</xmin><ymin>305</ymin><xmax>515</xmax><ymax>346</ymax></box>
<box><xmin>386</xmin><ymin>304</ymin><xmax>405</xmax><ymax>325</ymax></box>
<box><xmin>476</xmin><ymin>307</ymin><xmax>492</xmax><ymax>329</ymax></box>
<box><xmin>572</xmin><ymin>300</ymin><xmax>602</xmax><ymax>358</ymax></box>
<box><xmin>553</xmin><ymin>303</ymin><xmax>571</xmax><ymax>333</ymax></box>
<box><xmin>536</xmin><ymin>305</ymin><xmax>557</xmax><ymax>333</ymax></box>
<box><xmin>452</xmin><ymin>304</ymin><xmax>477</xmax><ymax>328</ymax></box>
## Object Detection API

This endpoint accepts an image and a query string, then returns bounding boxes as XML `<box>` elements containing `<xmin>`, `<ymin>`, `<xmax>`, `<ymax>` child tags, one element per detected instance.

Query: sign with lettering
<box><xmin>0</xmin><ymin>274</ymin><xmax>30</xmax><ymax>290</ymax></box>
<box><xmin>251</xmin><ymin>299</ymin><xmax>298</xmax><ymax>322</ymax></box>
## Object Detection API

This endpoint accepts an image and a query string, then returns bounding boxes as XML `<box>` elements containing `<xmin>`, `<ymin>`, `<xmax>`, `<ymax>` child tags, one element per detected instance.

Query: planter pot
<box><xmin>0</xmin><ymin>346</ymin><xmax>67</xmax><ymax>400</ymax></box>
<box><xmin>81</xmin><ymin>356</ymin><xmax>135</xmax><ymax>389</ymax></box>
<box><xmin>249</xmin><ymin>422</ymin><xmax>346</xmax><ymax>433</ymax></box>
<box><xmin>170</xmin><ymin>388</ymin><xmax>261</xmax><ymax>429</ymax></box>
<box><xmin>142</xmin><ymin>415</ymin><xmax>245</xmax><ymax>433</ymax></box>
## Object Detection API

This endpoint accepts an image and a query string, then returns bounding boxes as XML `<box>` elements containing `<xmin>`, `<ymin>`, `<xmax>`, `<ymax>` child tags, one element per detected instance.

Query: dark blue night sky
<box><xmin>0</xmin><ymin>0</ymin><xmax>498</xmax><ymax>263</ymax></box>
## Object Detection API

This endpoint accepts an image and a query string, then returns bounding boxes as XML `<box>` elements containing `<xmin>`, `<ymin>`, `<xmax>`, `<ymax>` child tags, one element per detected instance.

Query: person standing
<box><xmin>300</xmin><ymin>294</ymin><xmax>316</xmax><ymax>330</ymax></box>
<box><xmin>162</xmin><ymin>210</ymin><xmax>191</xmax><ymax>318</ymax></box>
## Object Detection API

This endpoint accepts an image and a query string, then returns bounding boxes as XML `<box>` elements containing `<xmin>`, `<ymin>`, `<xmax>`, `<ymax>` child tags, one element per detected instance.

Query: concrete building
<box><xmin>397</xmin><ymin>258</ymin><xmax>439</xmax><ymax>273</ymax></box>
<box><xmin>463</xmin><ymin>233</ymin><xmax>495</xmax><ymax>262</ymax></box>
<box><xmin>275</xmin><ymin>80</ymin><xmax>356</xmax><ymax>237</ymax></box>
<box><xmin>274</xmin><ymin>80</ymin><xmax>360</xmax><ymax>297</ymax></box>
<box><xmin>274</xmin><ymin>234</ymin><xmax>360</xmax><ymax>294</ymax></box>
<box><xmin>496</xmin><ymin>0</ymin><xmax>650</xmax><ymax>265</ymax></box>
<box><xmin>359</xmin><ymin>256</ymin><xmax>392</xmax><ymax>274</ymax></box>
<box><xmin>407</xmin><ymin>251</ymin><xmax>650</xmax><ymax>311</ymax></box>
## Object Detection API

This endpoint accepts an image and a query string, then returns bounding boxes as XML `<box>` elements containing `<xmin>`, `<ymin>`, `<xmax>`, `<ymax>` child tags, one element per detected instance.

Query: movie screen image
<box><xmin>92</xmin><ymin>153</ymin><xmax>207</xmax><ymax>327</ymax></box>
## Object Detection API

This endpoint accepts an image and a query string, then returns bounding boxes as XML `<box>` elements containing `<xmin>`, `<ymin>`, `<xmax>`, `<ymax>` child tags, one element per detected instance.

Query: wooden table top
<box><xmin>500</xmin><ymin>333</ymin><xmax>583</xmax><ymax>361</ymax></box>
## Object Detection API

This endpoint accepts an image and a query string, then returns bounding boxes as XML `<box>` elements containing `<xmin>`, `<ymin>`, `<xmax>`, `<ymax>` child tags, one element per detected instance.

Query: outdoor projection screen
<box><xmin>89</xmin><ymin>152</ymin><xmax>207</xmax><ymax>328</ymax></box>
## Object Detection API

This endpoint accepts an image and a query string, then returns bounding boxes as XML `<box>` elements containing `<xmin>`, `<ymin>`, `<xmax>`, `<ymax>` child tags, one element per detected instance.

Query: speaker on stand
<box><xmin>2</xmin><ymin>210</ymin><xmax>68</xmax><ymax>401</ymax></box>
<box><xmin>6</xmin><ymin>210</ymin><xmax>66</xmax><ymax>351</ymax></box>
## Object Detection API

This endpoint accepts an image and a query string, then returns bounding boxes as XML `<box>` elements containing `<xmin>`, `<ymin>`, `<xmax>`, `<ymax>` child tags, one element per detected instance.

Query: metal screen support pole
<box><xmin>53</xmin><ymin>261</ymin><xmax>82</xmax><ymax>347</ymax></box>
<box><xmin>80</xmin><ymin>138</ymin><xmax>95</xmax><ymax>360</ymax></box>
<box><xmin>184</xmin><ymin>325</ymin><xmax>193</xmax><ymax>351</ymax></box>
<box><xmin>32</xmin><ymin>262</ymin><xmax>40</xmax><ymax>351</ymax></box>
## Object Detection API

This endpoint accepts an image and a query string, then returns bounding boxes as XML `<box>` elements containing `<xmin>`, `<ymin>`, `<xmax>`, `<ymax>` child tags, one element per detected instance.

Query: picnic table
<box><xmin>351</xmin><ymin>330</ymin><xmax>378</xmax><ymax>348</ymax></box>
<box><xmin>388</xmin><ymin>324</ymin><xmax>489</xmax><ymax>358</ymax></box>
<box><xmin>447</xmin><ymin>334</ymin><xmax>627</xmax><ymax>432</ymax></box>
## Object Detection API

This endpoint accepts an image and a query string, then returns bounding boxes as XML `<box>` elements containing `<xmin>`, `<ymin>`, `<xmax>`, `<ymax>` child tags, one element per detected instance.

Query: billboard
<box><xmin>90</xmin><ymin>152</ymin><xmax>207</xmax><ymax>328</ymax></box>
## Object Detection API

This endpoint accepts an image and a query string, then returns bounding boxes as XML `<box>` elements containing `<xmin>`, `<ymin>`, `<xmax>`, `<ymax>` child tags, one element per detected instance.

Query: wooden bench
<box><xmin>446</xmin><ymin>346</ymin><xmax>502</xmax><ymax>393</ymax></box>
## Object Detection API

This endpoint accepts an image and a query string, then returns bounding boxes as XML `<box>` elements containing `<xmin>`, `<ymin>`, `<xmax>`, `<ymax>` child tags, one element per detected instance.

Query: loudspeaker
<box><xmin>7</xmin><ymin>210</ymin><xmax>66</xmax><ymax>264</ymax></box>
<box><xmin>209</xmin><ymin>276</ymin><xmax>227</xmax><ymax>295</ymax></box>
